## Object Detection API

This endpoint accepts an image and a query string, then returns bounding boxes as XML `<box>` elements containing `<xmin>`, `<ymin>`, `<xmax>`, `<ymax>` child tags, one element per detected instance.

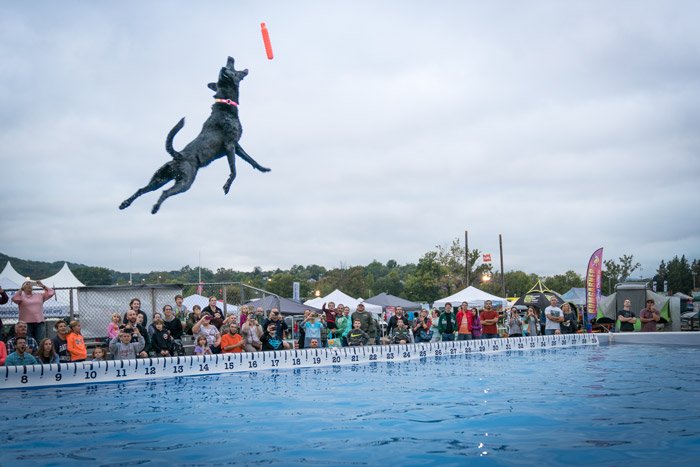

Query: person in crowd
<box><xmin>480</xmin><ymin>300</ymin><xmax>500</xmax><ymax>339</ymax></box>
<box><xmin>335</xmin><ymin>306</ymin><xmax>351</xmax><ymax>346</ymax></box>
<box><xmin>308</xmin><ymin>338</ymin><xmax>320</xmax><ymax>349</ymax></box>
<box><xmin>0</xmin><ymin>285</ymin><xmax>8</xmax><ymax>305</ymax></box>
<box><xmin>438</xmin><ymin>303</ymin><xmax>457</xmax><ymax>341</ymax></box>
<box><xmin>524</xmin><ymin>307</ymin><xmax>539</xmax><ymax>336</ymax></box>
<box><xmin>173</xmin><ymin>294</ymin><xmax>189</xmax><ymax>321</ymax></box>
<box><xmin>387</xmin><ymin>307</ymin><xmax>411</xmax><ymax>335</ymax></box>
<box><xmin>238</xmin><ymin>305</ymin><xmax>250</xmax><ymax>327</ymax></box>
<box><xmin>91</xmin><ymin>347</ymin><xmax>106</xmax><ymax>361</ymax></box>
<box><xmin>185</xmin><ymin>305</ymin><xmax>203</xmax><ymax>335</ymax></box>
<box><xmin>640</xmin><ymin>298</ymin><xmax>661</xmax><ymax>332</ymax></box>
<box><xmin>202</xmin><ymin>295</ymin><xmax>224</xmax><ymax>318</ymax></box>
<box><xmin>192</xmin><ymin>314</ymin><xmax>221</xmax><ymax>353</ymax></box>
<box><xmin>125</xmin><ymin>309</ymin><xmax>150</xmax><ymax>357</ymax></box>
<box><xmin>544</xmin><ymin>297</ymin><xmax>564</xmax><ymax>335</ymax></box>
<box><xmin>193</xmin><ymin>334</ymin><xmax>213</xmax><ymax>355</ymax></box>
<box><xmin>0</xmin><ymin>339</ymin><xmax>7</xmax><ymax>366</ymax></box>
<box><xmin>617</xmin><ymin>299</ymin><xmax>637</xmax><ymax>332</ymax></box>
<box><xmin>347</xmin><ymin>320</ymin><xmax>369</xmax><ymax>346</ymax></box>
<box><xmin>52</xmin><ymin>320</ymin><xmax>71</xmax><ymax>363</ymax></box>
<box><xmin>66</xmin><ymin>320</ymin><xmax>87</xmax><ymax>362</ymax></box>
<box><xmin>147</xmin><ymin>312</ymin><xmax>163</xmax><ymax>338</ymax></box>
<box><xmin>7</xmin><ymin>321</ymin><xmax>39</xmax><ymax>355</ymax></box>
<box><xmin>350</xmin><ymin>303</ymin><xmax>375</xmax><ymax>342</ymax></box>
<box><xmin>390</xmin><ymin>318</ymin><xmax>413</xmax><ymax>344</ymax></box>
<box><xmin>559</xmin><ymin>303</ymin><xmax>578</xmax><ymax>334</ymax></box>
<box><xmin>263</xmin><ymin>308</ymin><xmax>289</xmax><ymax>341</ymax></box>
<box><xmin>413</xmin><ymin>309</ymin><xmax>433</xmax><ymax>343</ymax></box>
<box><xmin>470</xmin><ymin>307</ymin><xmax>483</xmax><ymax>339</ymax></box>
<box><xmin>261</xmin><ymin>322</ymin><xmax>286</xmax><ymax>351</ymax></box>
<box><xmin>123</xmin><ymin>298</ymin><xmax>148</xmax><ymax>327</ymax></box>
<box><xmin>107</xmin><ymin>313</ymin><xmax>122</xmax><ymax>341</ymax></box>
<box><xmin>321</xmin><ymin>301</ymin><xmax>337</xmax><ymax>331</ymax></box>
<box><xmin>5</xmin><ymin>337</ymin><xmax>39</xmax><ymax>366</ymax></box>
<box><xmin>456</xmin><ymin>304</ymin><xmax>473</xmax><ymax>340</ymax></box>
<box><xmin>430</xmin><ymin>309</ymin><xmax>441</xmax><ymax>342</ymax></box>
<box><xmin>297</xmin><ymin>310</ymin><xmax>310</xmax><ymax>349</ymax></box>
<box><xmin>110</xmin><ymin>327</ymin><xmax>145</xmax><ymax>360</ymax></box>
<box><xmin>150</xmin><ymin>319</ymin><xmax>174</xmax><ymax>357</ymax></box>
<box><xmin>241</xmin><ymin>315</ymin><xmax>263</xmax><ymax>352</ymax></box>
<box><xmin>220</xmin><ymin>323</ymin><xmax>245</xmax><ymax>353</ymax></box>
<box><xmin>302</xmin><ymin>312</ymin><xmax>323</xmax><ymax>349</ymax></box>
<box><xmin>12</xmin><ymin>280</ymin><xmax>54</xmax><ymax>342</ymax></box>
<box><xmin>162</xmin><ymin>304</ymin><xmax>185</xmax><ymax>355</ymax></box>
<box><xmin>36</xmin><ymin>338</ymin><xmax>59</xmax><ymax>364</ymax></box>
<box><xmin>253</xmin><ymin>307</ymin><xmax>265</xmax><ymax>324</ymax></box>
<box><xmin>506</xmin><ymin>307</ymin><xmax>523</xmax><ymax>337</ymax></box>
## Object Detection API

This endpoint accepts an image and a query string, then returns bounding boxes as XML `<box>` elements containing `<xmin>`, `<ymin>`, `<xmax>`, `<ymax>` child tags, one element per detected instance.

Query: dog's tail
<box><xmin>166</xmin><ymin>118</ymin><xmax>185</xmax><ymax>158</ymax></box>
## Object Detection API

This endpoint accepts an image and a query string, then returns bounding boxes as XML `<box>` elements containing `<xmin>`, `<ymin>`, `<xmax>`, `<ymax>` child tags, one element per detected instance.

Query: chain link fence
<box><xmin>1</xmin><ymin>282</ymin><xmax>280</xmax><ymax>341</ymax></box>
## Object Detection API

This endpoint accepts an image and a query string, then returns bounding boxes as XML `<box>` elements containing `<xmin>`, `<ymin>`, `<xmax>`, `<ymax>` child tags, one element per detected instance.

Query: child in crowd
<box><xmin>470</xmin><ymin>308</ymin><xmax>483</xmax><ymax>339</ymax></box>
<box><xmin>36</xmin><ymin>338</ymin><xmax>60</xmax><ymax>364</ymax></box>
<box><xmin>107</xmin><ymin>313</ymin><xmax>121</xmax><ymax>341</ymax></box>
<box><xmin>261</xmin><ymin>323</ymin><xmax>286</xmax><ymax>351</ymax></box>
<box><xmin>66</xmin><ymin>320</ymin><xmax>87</xmax><ymax>362</ymax></box>
<box><xmin>92</xmin><ymin>347</ymin><xmax>106</xmax><ymax>361</ymax></box>
<box><xmin>109</xmin><ymin>327</ymin><xmax>145</xmax><ymax>360</ymax></box>
<box><xmin>302</xmin><ymin>313</ymin><xmax>323</xmax><ymax>349</ymax></box>
<box><xmin>194</xmin><ymin>335</ymin><xmax>212</xmax><ymax>355</ymax></box>
<box><xmin>150</xmin><ymin>319</ymin><xmax>174</xmax><ymax>357</ymax></box>
<box><xmin>347</xmin><ymin>320</ymin><xmax>369</xmax><ymax>346</ymax></box>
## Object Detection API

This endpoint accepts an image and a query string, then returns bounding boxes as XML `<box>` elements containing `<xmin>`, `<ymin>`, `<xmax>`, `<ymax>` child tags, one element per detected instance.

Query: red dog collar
<box><xmin>214</xmin><ymin>98</ymin><xmax>238</xmax><ymax>107</ymax></box>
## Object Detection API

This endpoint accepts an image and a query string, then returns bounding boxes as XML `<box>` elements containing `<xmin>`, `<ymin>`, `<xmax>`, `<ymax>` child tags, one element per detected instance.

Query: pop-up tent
<box><xmin>513</xmin><ymin>280</ymin><xmax>564</xmax><ymax>311</ymax></box>
<box><xmin>363</xmin><ymin>292</ymin><xmax>422</xmax><ymax>311</ymax></box>
<box><xmin>560</xmin><ymin>287</ymin><xmax>587</xmax><ymax>307</ymax></box>
<box><xmin>433</xmin><ymin>286</ymin><xmax>508</xmax><ymax>309</ymax></box>
<box><xmin>246</xmin><ymin>295</ymin><xmax>321</xmax><ymax>315</ymax></box>
<box><xmin>597</xmin><ymin>284</ymin><xmax>681</xmax><ymax>331</ymax></box>
<box><xmin>304</xmin><ymin>289</ymin><xmax>382</xmax><ymax>316</ymax></box>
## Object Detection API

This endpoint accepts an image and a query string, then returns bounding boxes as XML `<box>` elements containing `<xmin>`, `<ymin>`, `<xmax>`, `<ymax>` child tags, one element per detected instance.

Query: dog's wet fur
<box><xmin>119</xmin><ymin>56</ymin><xmax>270</xmax><ymax>214</ymax></box>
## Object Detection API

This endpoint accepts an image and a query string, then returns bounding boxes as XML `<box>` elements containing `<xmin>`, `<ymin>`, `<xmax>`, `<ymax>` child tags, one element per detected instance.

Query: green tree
<box><xmin>666</xmin><ymin>255</ymin><xmax>693</xmax><ymax>294</ymax></box>
<box><xmin>602</xmin><ymin>254</ymin><xmax>640</xmax><ymax>295</ymax></box>
<box><xmin>544</xmin><ymin>270</ymin><xmax>584</xmax><ymax>294</ymax></box>
<box><xmin>404</xmin><ymin>251</ymin><xmax>442</xmax><ymax>302</ymax></box>
<box><xmin>73</xmin><ymin>266</ymin><xmax>113</xmax><ymax>286</ymax></box>
<box><xmin>503</xmin><ymin>270</ymin><xmax>539</xmax><ymax>297</ymax></box>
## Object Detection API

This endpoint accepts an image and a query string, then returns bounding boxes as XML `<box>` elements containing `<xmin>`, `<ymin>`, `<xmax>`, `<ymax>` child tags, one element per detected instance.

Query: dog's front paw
<box><xmin>119</xmin><ymin>200</ymin><xmax>131</xmax><ymax>210</ymax></box>
<box><xmin>257</xmin><ymin>166</ymin><xmax>271</xmax><ymax>173</ymax></box>
<box><xmin>151</xmin><ymin>204</ymin><xmax>161</xmax><ymax>215</ymax></box>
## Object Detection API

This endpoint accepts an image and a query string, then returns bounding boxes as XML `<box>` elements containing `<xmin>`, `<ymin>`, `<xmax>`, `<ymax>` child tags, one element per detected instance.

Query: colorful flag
<box><xmin>585</xmin><ymin>248</ymin><xmax>603</xmax><ymax>330</ymax></box>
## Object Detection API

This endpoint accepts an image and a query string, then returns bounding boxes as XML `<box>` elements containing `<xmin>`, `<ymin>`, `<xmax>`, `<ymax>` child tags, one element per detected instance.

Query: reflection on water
<box><xmin>1</xmin><ymin>345</ymin><xmax>699</xmax><ymax>465</ymax></box>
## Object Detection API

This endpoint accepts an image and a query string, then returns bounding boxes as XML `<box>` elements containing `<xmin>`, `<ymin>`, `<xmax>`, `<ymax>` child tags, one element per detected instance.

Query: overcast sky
<box><xmin>1</xmin><ymin>1</ymin><xmax>698</xmax><ymax>279</ymax></box>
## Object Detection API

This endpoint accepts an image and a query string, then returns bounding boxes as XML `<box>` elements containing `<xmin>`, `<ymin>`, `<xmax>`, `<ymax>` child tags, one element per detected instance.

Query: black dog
<box><xmin>119</xmin><ymin>56</ymin><xmax>270</xmax><ymax>214</ymax></box>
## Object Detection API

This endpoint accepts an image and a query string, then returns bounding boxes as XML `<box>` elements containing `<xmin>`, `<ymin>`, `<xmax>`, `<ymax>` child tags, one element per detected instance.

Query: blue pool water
<box><xmin>2</xmin><ymin>344</ymin><xmax>699</xmax><ymax>466</ymax></box>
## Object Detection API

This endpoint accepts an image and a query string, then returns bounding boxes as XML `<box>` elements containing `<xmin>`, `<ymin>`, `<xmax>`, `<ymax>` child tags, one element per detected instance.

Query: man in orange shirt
<box><xmin>221</xmin><ymin>323</ymin><xmax>245</xmax><ymax>353</ymax></box>
<box><xmin>480</xmin><ymin>300</ymin><xmax>500</xmax><ymax>339</ymax></box>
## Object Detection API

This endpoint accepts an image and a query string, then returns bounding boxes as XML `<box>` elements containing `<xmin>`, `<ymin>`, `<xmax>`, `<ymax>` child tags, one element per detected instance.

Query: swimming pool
<box><xmin>2</xmin><ymin>342</ymin><xmax>699</xmax><ymax>465</ymax></box>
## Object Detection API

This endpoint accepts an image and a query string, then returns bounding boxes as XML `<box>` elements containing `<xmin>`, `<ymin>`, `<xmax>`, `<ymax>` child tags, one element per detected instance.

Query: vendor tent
<box><xmin>433</xmin><ymin>286</ymin><xmax>508</xmax><ymax>309</ymax></box>
<box><xmin>0</xmin><ymin>261</ymin><xmax>27</xmax><ymax>286</ymax></box>
<box><xmin>597</xmin><ymin>284</ymin><xmax>681</xmax><ymax>332</ymax></box>
<box><xmin>513</xmin><ymin>280</ymin><xmax>564</xmax><ymax>310</ymax></box>
<box><xmin>304</xmin><ymin>289</ymin><xmax>382</xmax><ymax>316</ymax></box>
<box><xmin>246</xmin><ymin>295</ymin><xmax>321</xmax><ymax>315</ymax></box>
<box><xmin>560</xmin><ymin>287</ymin><xmax>587</xmax><ymax>306</ymax></box>
<box><xmin>363</xmin><ymin>292</ymin><xmax>422</xmax><ymax>311</ymax></box>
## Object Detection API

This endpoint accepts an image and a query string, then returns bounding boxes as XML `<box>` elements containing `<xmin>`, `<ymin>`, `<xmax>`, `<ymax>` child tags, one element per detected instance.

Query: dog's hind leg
<box><xmin>234</xmin><ymin>144</ymin><xmax>271</xmax><ymax>173</ymax></box>
<box><xmin>119</xmin><ymin>163</ymin><xmax>175</xmax><ymax>210</ymax></box>
<box><xmin>151</xmin><ymin>165</ymin><xmax>196</xmax><ymax>214</ymax></box>
<box><xmin>222</xmin><ymin>150</ymin><xmax>237</xmax><ymax>194</ymax></box>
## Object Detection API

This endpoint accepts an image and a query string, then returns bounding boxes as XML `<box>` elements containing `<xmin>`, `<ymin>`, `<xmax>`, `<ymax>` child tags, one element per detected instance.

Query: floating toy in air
<box><xmin>261</xmin><ymin>22</ymin><xmax>274</xmax><ymax>60</ymax></box>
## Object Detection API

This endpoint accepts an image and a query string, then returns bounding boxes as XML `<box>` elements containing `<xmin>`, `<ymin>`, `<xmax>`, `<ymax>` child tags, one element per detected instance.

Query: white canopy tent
<box><xmin>433</xmin><ymin>286</ymin><xmax>508</xmax><ymax>309</ymax></box>
<box><xmin>304</xmin><ymin>289</ymin><xmax>383</xmax><ymax>316</ymax></box>
<box><xmin>0</xmin><ymin>261</ymin><xmax>27</xmax><ymax>286</ymax></box>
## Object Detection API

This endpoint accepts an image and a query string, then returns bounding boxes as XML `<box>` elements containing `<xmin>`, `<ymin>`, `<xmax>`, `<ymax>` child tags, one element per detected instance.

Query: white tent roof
<box><xmin>304</xmin><ymin>289</ymin><xmax>383</xmax><ymax>315</ymax></box>
<box><xmin>41</xmin><ymin>263</ymin><xmax>85</xmax><ymax>288</ymax></box>
<box><xmin>0</xmin><ymin>276</ymin><xmax>20</xmax><ymax>290</ymax></box>
<box><xmin>1</xmin><ymin>261</ymin><xmax>28</xmax><ymax>286</ymax></box>
<box><xmin>433</xmin><ymin>286</ymin><xmax>508</xmax><ymax>309</ymax></box>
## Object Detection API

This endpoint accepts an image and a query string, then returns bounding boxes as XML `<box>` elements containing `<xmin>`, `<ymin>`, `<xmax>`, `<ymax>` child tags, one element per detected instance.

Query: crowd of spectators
<box><xmin>0</xmin><ymin>291</ymin><xmax>661</xmax><ymax>366</ymax></box>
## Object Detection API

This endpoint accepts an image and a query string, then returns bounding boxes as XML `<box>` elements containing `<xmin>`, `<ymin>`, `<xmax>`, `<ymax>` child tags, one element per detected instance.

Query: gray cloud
<box><xmin>1</xmin><ymin>1</ymin><xmax>698</xmax><ymax>279</ymax></box>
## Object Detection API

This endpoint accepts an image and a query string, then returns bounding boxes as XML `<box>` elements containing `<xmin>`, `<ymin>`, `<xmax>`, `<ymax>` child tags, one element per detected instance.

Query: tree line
<box><xmin>2</xmin><ymin>244</ymin><xmax>698</xmax><ymax>303</ymax></box>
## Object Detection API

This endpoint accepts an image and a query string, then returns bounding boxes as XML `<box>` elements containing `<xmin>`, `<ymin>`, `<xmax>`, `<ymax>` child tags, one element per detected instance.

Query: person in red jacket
<box><xmin>66</xmin><ymin>320</ymin><xmax>87</xmax><ymax>362</ymax></box>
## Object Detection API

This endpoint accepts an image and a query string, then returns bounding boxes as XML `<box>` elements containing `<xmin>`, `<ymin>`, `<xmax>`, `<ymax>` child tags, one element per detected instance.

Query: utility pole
<box><xmin>499</xmin><ymin>234</ymin><xmax>505</xmax><ymax>297</ymax></box>
<box><xmin>465</xmin><ymin>230</ymin><xmax>469</xmax><ymax>286</ymax></box>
